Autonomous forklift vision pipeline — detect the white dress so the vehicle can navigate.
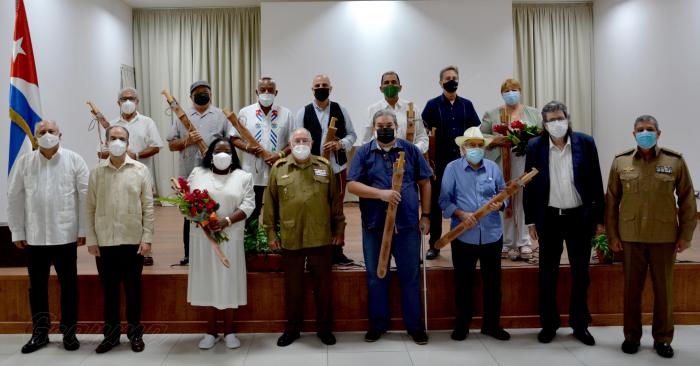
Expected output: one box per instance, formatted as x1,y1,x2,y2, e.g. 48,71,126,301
186,167,255,309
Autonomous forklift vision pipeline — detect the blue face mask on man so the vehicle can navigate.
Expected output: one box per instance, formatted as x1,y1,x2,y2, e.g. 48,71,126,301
635,131,657,149
465,147,485,165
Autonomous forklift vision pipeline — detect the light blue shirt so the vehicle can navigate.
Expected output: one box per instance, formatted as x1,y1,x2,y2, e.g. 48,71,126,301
439,158,507,245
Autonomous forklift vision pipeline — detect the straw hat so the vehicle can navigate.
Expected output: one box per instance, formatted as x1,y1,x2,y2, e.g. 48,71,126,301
454,127,492,147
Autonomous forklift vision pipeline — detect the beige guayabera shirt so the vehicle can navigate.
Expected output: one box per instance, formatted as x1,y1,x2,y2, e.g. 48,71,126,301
86,156,154,246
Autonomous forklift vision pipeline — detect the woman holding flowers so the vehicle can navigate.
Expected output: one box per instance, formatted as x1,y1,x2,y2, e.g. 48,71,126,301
480,79,542,261
186,138,255,350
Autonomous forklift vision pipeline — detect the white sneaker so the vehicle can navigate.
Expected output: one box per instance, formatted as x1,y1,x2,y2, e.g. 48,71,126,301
519,245,533,259
198,334,218,349
501,247,510,259
224,333,241,349
508,248,520,261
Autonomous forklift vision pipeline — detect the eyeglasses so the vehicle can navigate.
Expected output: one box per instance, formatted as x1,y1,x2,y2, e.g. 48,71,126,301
119,97,137,102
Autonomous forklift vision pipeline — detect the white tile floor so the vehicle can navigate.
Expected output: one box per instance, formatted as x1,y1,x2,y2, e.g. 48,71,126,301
1,326,699,366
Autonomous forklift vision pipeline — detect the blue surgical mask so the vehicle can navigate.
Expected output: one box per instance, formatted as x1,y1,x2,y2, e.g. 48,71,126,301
635,131,657,149
466,148,485,165
502,91,521,106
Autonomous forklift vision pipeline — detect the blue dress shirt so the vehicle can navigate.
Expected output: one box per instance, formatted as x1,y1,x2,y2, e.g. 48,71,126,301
439,157,507,245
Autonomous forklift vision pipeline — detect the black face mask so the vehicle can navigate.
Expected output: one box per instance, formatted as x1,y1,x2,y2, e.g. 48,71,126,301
376,128,395,144
314,88,330,102
193,92,210,106
442,79,458,93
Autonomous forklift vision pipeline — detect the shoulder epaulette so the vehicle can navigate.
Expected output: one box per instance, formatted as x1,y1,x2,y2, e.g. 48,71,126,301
315,156,330,165
615,148,635,157
660,147,682,157
274,158,287,168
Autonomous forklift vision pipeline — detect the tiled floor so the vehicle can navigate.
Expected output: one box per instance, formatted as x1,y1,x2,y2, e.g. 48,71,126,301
2,326,700,365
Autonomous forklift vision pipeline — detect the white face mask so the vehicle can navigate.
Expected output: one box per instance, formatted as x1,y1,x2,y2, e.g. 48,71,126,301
120,100,137,115
292,144,311,161
37,132,59,149
212,152,232,170
546,119,569,139
108,139,127,157
258,93,275,108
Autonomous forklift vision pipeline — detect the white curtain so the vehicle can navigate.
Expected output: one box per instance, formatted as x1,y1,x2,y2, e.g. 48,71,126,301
120,64,136,89
513,3,594,133
132,7,260,195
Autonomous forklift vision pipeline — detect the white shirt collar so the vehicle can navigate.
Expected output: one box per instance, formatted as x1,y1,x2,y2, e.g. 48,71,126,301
119,111,141,124
549,136,571,151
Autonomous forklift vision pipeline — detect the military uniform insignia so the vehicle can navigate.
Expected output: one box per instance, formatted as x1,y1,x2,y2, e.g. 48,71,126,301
314,169,328,177
622,167,635,173
656,166,672,174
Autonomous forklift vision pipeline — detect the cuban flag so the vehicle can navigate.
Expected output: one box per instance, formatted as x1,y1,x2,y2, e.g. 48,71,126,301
8,0,42,175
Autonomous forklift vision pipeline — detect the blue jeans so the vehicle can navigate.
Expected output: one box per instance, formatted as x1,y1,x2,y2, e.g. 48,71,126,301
362,226,423,332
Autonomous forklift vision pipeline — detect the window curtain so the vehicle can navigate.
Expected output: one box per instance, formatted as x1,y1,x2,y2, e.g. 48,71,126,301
513,3,594,133
132,7,260,195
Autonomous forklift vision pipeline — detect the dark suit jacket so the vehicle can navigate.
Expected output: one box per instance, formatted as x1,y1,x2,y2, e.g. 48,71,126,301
524,132,605,235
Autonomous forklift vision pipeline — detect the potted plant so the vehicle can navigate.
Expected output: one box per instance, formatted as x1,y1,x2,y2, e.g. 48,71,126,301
592,233,612,264
244,219,283,272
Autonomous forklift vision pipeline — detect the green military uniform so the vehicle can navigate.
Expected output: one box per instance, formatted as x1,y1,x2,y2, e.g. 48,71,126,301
263,154,346,334
263,155,346,248
605,146,697,344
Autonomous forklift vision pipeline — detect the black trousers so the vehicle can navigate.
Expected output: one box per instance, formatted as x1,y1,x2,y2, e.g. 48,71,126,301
95,245,144,341
451,238,503,330
282,245,333,333
538,207,593,331
428,173,443,247
183,218,190,258
26,243,78,336
245,185,267,230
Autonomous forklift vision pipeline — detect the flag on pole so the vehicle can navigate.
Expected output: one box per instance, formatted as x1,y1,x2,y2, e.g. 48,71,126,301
8,0,42,175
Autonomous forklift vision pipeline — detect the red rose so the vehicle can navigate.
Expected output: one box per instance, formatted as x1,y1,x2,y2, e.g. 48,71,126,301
493,123,509,135
183,193,195,202
177,177,190,192
206,201,215,210
189,207,197,216
510,120,525,130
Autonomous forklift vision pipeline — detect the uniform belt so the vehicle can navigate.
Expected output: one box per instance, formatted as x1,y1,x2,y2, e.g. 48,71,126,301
547,206,582,216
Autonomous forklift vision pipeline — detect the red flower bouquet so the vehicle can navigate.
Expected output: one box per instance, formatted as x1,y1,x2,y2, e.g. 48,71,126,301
492,120,542,156
159,177,231,267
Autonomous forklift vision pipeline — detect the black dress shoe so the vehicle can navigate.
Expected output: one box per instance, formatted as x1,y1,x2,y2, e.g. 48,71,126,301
537,328,556,343
481,327,511,341
95,338,119,354
450,326,468,341
21,334,49,354
408,330,429,345
276,331,300,347
364,329,384,342
332,253,354,265
621,340,640,354
426,248,440,260
130,336,145,352
143,256,154,266
317,331,336,345
573,329,595,346
653,341,674,358
63,333,80,351
179,257,189,265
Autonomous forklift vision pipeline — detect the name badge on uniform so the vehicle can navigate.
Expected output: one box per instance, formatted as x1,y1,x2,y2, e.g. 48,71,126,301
656,166,672,174
314,169,328,177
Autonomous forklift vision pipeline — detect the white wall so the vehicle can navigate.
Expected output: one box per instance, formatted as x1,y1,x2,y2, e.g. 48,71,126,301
594,0,700,188
0,0,133,223
261,0,513,137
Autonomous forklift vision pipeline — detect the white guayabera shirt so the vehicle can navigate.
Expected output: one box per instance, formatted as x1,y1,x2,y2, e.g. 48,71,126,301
7,147,89,245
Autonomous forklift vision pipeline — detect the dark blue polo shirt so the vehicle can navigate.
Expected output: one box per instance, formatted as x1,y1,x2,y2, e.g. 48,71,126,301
348,138,433,231
421,94,481,173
